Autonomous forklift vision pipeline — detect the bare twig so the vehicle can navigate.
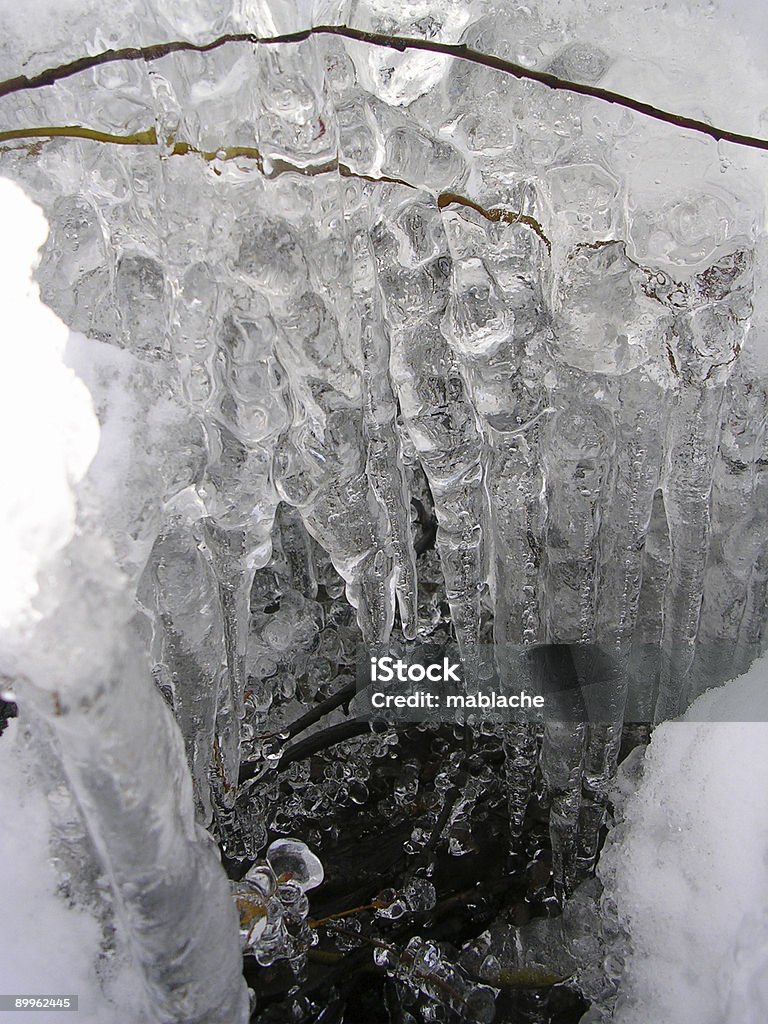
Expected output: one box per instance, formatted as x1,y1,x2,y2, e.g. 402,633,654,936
238,716,372,783
309,895,394,928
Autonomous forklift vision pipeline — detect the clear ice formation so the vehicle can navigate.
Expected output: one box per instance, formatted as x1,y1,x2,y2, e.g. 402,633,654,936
1,0,767,1019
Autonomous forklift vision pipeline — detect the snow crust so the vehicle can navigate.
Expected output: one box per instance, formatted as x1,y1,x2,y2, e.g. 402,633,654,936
602,655,768,1024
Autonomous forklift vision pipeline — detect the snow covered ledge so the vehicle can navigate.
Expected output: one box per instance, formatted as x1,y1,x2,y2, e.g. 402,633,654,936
599,653,768,1024
0,178,249,1023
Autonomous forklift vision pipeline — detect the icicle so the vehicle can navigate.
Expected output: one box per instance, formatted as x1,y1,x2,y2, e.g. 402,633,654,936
382,201,486,669
276,503,318,599
139,512,225,824
15,536,250,1024
564,368,668,878
352,212,420,639
438,198,554,838
690,363,768,690
655,249,754,720
202,516,269,802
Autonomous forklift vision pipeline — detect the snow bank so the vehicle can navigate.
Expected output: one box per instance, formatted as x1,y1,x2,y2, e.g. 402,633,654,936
0,177,146,1022
601,654,768,1024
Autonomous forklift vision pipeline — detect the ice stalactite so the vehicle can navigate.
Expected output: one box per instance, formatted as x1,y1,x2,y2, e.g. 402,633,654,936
439,190,552,837
353,202,420,640
271,181,396,650
384,199,486,666
654,248,754,720
21,543,249,1024
543,239,672,888
243,35,400,649
693,356,768,687
139,511,226,824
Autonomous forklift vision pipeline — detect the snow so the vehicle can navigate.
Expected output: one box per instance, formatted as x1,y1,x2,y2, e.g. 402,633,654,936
601,653,768,1024
0,179,146,1023
63,331,206,581
0,178,98,633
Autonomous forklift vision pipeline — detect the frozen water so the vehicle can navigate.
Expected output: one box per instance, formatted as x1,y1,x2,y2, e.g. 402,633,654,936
0,181,249,1024
265,837,325,891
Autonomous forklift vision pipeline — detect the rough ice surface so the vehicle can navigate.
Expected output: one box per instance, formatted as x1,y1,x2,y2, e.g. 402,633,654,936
1,0,768,1021
0,718,149,1024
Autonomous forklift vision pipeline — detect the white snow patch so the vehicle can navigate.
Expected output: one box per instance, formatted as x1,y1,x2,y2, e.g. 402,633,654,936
601,653,768,1024
0,178,99,632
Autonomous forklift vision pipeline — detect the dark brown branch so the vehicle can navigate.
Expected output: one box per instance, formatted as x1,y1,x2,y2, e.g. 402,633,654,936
438,192,551,253
276,717,373,770
0,25,766,153
0,33,254,99
283,679,360,739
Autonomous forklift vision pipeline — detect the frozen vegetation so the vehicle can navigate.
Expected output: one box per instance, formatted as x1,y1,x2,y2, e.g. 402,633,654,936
0,1,767,1022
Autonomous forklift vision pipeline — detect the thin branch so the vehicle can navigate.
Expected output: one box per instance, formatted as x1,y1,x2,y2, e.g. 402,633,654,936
323,923,470,1004
0,125,158,147
0,33,255,99
0,25,766,153
0,123,413,186
238,716,372,783
438,192,551,253
276,717,372,771
283,679,364,740
309,895,393,928
322,920,394,952
0,123,553,253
